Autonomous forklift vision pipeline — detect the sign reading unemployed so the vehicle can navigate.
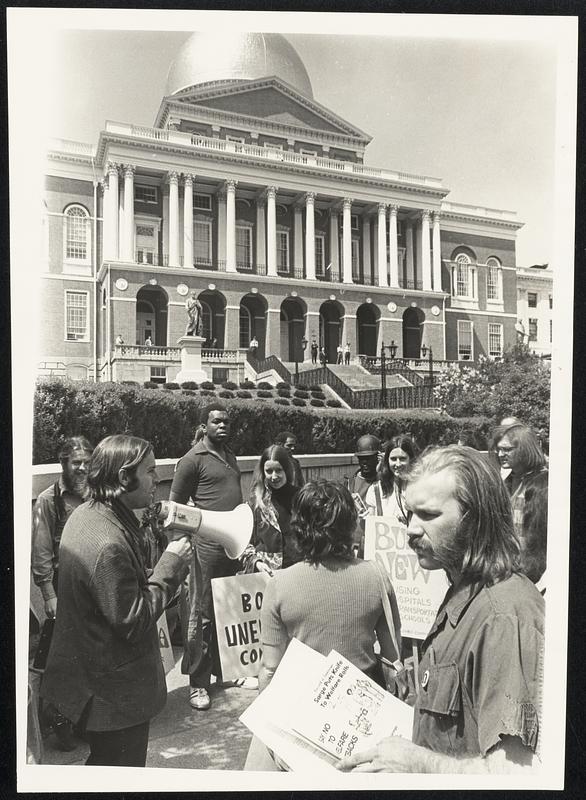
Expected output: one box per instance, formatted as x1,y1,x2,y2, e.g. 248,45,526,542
364,517,449,640
212,572,270,681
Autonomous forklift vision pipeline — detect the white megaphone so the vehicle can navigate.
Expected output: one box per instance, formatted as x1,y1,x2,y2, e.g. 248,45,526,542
154,500,253,560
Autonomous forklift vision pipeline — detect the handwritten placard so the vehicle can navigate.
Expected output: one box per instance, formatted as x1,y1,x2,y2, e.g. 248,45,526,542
364,516,449,640
212,571,270,681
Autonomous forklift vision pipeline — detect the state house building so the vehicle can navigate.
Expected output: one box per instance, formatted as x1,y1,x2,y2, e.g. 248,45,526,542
41,31,522,385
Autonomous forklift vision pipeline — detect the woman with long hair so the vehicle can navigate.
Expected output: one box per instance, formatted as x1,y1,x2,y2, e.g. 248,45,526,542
365,434,419,523
241,445,302,574
493,423,548,589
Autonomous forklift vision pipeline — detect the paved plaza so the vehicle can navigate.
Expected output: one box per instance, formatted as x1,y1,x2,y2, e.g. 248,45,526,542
35,647,254,770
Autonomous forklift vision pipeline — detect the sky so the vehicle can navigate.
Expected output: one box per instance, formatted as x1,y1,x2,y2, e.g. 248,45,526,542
41,22,559,268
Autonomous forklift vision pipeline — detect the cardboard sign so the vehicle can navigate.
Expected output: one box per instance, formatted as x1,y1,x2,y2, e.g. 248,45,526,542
364,516,449,640
212,572,270,681
157,612,175,675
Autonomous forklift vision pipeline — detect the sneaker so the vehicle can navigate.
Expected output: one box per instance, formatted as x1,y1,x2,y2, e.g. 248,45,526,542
189,687,211,710
233,677,259,690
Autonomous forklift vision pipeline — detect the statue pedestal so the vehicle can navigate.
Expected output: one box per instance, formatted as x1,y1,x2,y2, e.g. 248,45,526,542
175,336,208,384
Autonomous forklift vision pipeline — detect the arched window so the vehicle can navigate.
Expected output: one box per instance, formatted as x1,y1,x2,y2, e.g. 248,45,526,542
486,257,502,302
64,204,90,262
455,253,472,297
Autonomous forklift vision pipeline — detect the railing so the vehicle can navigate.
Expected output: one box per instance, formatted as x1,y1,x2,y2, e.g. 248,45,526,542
47,137,95,157
113,344,181,360
316,269,342,283
398,278,423,291
103,122,444,189
135,251,165,266
247,352,293,384
201,349,240,363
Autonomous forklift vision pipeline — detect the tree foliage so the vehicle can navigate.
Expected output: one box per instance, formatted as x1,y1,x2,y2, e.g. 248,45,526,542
433,344,550,432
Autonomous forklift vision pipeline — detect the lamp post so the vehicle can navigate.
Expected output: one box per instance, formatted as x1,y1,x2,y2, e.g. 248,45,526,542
295,335,308,385
421,343,434,386
379,340,398,408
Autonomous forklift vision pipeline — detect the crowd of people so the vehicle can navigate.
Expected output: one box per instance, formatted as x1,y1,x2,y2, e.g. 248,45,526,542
29,402,548,773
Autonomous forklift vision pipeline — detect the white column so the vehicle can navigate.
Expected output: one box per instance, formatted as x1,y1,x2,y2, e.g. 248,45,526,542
256,198,266,271
294,206,303,272
122,164,135,262
388,204,399,288
305,192,316,281
183,173,194,269
377,203,388,288
421,209,432,291
432,211,442,292
226,179,237,273
406,222,415,287
168,171,180,268
266,186,277,277
104,163,119,260
342,197,353,284
373,216,379,279
217,190,226,265
329,211,339,279
362,217,371,285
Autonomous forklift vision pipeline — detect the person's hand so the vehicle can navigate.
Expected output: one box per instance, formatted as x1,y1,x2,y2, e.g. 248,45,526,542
336,735,425,773
166,536,193,564
44,596,58,619
255,560,274,576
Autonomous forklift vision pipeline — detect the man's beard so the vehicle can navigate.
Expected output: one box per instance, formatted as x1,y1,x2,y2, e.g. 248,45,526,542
63,471,89,499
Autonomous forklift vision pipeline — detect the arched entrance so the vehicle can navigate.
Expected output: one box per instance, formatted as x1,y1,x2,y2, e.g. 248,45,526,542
198,289,226,348
356,303,379,357
136,286,168,346
240,293,268,359
319,300,343,363
280,298,307,362
402,307,425,358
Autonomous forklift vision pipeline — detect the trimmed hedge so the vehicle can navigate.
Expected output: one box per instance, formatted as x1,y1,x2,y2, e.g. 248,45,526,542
277,389,291,398
163,382,180,390
294,390,309,399
276,382,291,390
222,381,238,390
292,398,306,407
200,390,216,398
236,390,252,399
257,381,273,390
219,390,234,399
257,390,273,399
326,399,342,408
310,399,325,408
143,381,159,389
200,381,215,390
240,380,255,390
33,378,493,464
309,385,322,392
181,381,198,390
311,390,326,400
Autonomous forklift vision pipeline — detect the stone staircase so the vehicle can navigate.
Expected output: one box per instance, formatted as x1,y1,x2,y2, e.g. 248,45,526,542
327,363,411,391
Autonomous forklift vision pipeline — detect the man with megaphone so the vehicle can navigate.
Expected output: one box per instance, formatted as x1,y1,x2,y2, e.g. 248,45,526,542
170,402,245,711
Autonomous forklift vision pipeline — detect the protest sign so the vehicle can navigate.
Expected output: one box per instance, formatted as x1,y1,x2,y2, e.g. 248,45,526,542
364,516,449,640
212,571,270,681
157,612,175,675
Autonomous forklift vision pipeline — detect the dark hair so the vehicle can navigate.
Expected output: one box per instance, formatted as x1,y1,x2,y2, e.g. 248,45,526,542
200,402,228,425
58,436,93,465
274,431,295,446
495,423,546,475
87,435,152,504
249,445,296,510
404,445,520,585
290,479,356,564
379,435,419,496
518,470,549,583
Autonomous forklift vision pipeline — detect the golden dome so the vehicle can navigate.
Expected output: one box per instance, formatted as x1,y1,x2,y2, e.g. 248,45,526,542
166,31,313,99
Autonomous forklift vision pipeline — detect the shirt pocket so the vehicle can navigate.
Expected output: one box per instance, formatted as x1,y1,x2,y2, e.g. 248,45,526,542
417,661,462,717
